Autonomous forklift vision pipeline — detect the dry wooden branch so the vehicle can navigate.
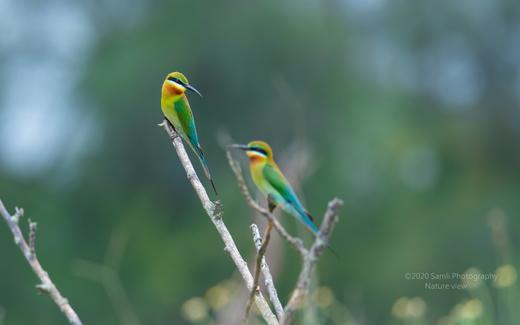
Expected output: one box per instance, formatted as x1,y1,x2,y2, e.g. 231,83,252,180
250,223,284,320
244,220,274,323
226,146,343,325
160,120,278,325
0,199,83,325
280,198,343,325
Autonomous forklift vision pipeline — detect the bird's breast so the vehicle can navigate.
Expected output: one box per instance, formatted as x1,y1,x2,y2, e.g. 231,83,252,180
250,162,268,193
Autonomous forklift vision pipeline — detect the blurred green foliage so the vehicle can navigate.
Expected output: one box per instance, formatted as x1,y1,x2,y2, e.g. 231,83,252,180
1,0,519,324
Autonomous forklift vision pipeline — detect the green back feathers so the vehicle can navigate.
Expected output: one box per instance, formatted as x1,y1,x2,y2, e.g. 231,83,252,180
174,97,199,146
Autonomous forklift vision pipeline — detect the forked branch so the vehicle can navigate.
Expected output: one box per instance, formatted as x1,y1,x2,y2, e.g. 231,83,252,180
160,120,278,325
0,199,83,325
226,147,343,325
280,198,343,325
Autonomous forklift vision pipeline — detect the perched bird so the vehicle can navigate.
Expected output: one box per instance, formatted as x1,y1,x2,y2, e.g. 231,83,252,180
233,141,319,235
161,71,217,195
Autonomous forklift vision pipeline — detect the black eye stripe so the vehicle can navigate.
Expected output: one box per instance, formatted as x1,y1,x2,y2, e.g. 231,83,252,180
167,77,185,85
250,147,267,155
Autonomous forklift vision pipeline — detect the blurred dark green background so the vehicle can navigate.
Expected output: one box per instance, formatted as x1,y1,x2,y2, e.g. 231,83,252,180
1,0,519,324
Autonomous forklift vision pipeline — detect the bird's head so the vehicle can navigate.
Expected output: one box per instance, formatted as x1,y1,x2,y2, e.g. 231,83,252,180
162,71,202,98
232,140,273,162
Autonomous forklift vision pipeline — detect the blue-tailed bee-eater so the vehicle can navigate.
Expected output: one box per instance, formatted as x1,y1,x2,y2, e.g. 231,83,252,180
161,71,217,195
233,140,319,234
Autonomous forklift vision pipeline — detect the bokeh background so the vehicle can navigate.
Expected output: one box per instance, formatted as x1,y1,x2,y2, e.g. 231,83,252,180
1,0,520,324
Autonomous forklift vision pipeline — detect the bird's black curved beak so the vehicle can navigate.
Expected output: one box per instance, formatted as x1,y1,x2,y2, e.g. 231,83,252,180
185,84,203,97
229,144,249,151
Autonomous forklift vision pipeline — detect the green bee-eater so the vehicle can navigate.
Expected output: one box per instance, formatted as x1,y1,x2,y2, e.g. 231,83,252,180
233,141,319,235
161,71,217,195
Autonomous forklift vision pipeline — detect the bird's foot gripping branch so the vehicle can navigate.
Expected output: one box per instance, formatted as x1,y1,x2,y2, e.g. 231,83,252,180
160,120,279,325
226,146,343,324
161,119,343,324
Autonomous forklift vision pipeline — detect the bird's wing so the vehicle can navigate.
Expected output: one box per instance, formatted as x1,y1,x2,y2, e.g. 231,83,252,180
174,97,218,195
263,164,318,233
263,164,303,212
174,97,200,147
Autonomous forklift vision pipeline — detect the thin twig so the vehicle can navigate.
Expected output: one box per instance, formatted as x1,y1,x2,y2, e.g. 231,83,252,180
250,223,284,320
226,145,343,324
0,199,83,325
244,220,274,323
226,149,308,256
160,120,278,325
280,198,343,325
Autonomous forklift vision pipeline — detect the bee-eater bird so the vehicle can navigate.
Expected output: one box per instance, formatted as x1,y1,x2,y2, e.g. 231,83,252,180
161,71,217,195
233,141,319,235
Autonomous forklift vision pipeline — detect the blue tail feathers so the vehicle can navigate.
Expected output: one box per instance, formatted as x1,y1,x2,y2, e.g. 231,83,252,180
287,204,319,235
196,146,218,196
301,210,319,235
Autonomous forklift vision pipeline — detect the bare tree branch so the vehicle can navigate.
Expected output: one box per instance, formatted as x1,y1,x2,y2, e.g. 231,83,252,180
0,199,83,325
225,146,344,325
280,198,343,325
250,223,284,320
160,120,278,325
244,220,274,323
226,149,308,256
